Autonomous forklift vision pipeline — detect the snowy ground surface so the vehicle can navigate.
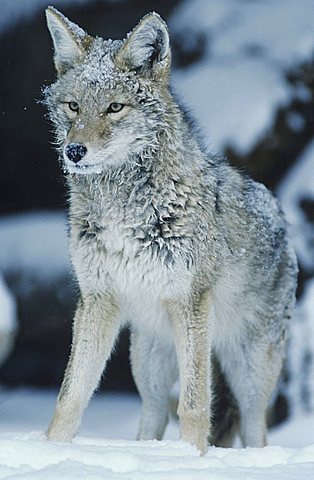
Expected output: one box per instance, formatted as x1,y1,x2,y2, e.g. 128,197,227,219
0,389,314,479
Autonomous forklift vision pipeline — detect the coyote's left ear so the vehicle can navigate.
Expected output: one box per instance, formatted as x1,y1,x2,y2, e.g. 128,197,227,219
116,12,171,80
46,6,91,75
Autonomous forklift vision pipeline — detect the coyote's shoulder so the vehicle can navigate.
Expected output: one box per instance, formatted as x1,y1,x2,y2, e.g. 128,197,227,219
45,7,297,454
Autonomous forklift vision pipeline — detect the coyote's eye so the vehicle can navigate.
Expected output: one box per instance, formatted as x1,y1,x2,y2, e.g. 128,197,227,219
68,101,79,112
107,102,124,113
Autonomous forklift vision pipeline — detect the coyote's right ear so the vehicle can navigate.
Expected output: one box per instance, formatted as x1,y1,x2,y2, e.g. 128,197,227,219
116,12,171,80
46,6,90,75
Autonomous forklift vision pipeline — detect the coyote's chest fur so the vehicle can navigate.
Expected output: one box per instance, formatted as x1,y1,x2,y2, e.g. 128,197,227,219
69,173,195,333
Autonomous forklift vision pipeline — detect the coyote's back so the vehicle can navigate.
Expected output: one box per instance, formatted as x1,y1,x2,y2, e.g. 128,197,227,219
44,7,298,454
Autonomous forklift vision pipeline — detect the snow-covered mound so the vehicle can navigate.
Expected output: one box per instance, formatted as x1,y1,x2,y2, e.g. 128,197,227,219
0,389,313,479
0,274,17,366
170,0,314,153
0,211,70,283
277,140,314,272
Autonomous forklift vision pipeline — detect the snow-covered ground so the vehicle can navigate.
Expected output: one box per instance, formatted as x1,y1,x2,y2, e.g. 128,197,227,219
0,389,313,479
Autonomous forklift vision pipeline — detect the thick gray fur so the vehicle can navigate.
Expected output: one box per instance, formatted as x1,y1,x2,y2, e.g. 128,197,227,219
44,7,298,454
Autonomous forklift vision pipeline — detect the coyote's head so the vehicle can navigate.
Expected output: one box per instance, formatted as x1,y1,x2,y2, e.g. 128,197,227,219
44,7,173,175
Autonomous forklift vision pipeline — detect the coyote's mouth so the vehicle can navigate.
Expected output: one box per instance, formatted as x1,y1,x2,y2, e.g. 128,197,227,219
72,163,98,169
65,161,103,174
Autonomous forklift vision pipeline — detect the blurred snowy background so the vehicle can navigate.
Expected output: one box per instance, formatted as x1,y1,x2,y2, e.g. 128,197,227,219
0,0,313,453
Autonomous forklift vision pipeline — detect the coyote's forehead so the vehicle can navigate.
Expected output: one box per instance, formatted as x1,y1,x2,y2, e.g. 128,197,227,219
61,38,140,99
80,39,127,84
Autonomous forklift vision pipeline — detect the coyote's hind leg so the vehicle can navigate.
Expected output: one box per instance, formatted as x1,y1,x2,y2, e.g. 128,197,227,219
130,329,178,441
220,336,284,447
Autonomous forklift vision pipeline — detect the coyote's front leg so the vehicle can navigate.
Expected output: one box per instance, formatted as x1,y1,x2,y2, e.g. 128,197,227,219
47,293,119,442
167,290,212,455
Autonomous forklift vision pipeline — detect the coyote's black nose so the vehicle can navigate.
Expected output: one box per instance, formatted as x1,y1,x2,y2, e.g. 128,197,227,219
65,143,87,163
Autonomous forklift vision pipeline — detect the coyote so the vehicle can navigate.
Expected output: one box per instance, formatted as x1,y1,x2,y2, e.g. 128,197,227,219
44,7,297,454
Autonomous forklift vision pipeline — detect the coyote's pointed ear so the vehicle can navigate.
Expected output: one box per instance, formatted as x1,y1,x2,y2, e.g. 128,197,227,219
116,12,171,79
46,6,90,75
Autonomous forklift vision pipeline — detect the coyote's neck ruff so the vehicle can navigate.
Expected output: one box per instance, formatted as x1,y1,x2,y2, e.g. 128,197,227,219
45,7,297,454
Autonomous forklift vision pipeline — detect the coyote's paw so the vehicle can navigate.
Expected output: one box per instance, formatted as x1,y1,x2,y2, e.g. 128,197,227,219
180,410,209,455
46,415,77,443
46,425,74,443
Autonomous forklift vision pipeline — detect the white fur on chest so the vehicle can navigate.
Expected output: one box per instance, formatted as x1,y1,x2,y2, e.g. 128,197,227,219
71,219,193,338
